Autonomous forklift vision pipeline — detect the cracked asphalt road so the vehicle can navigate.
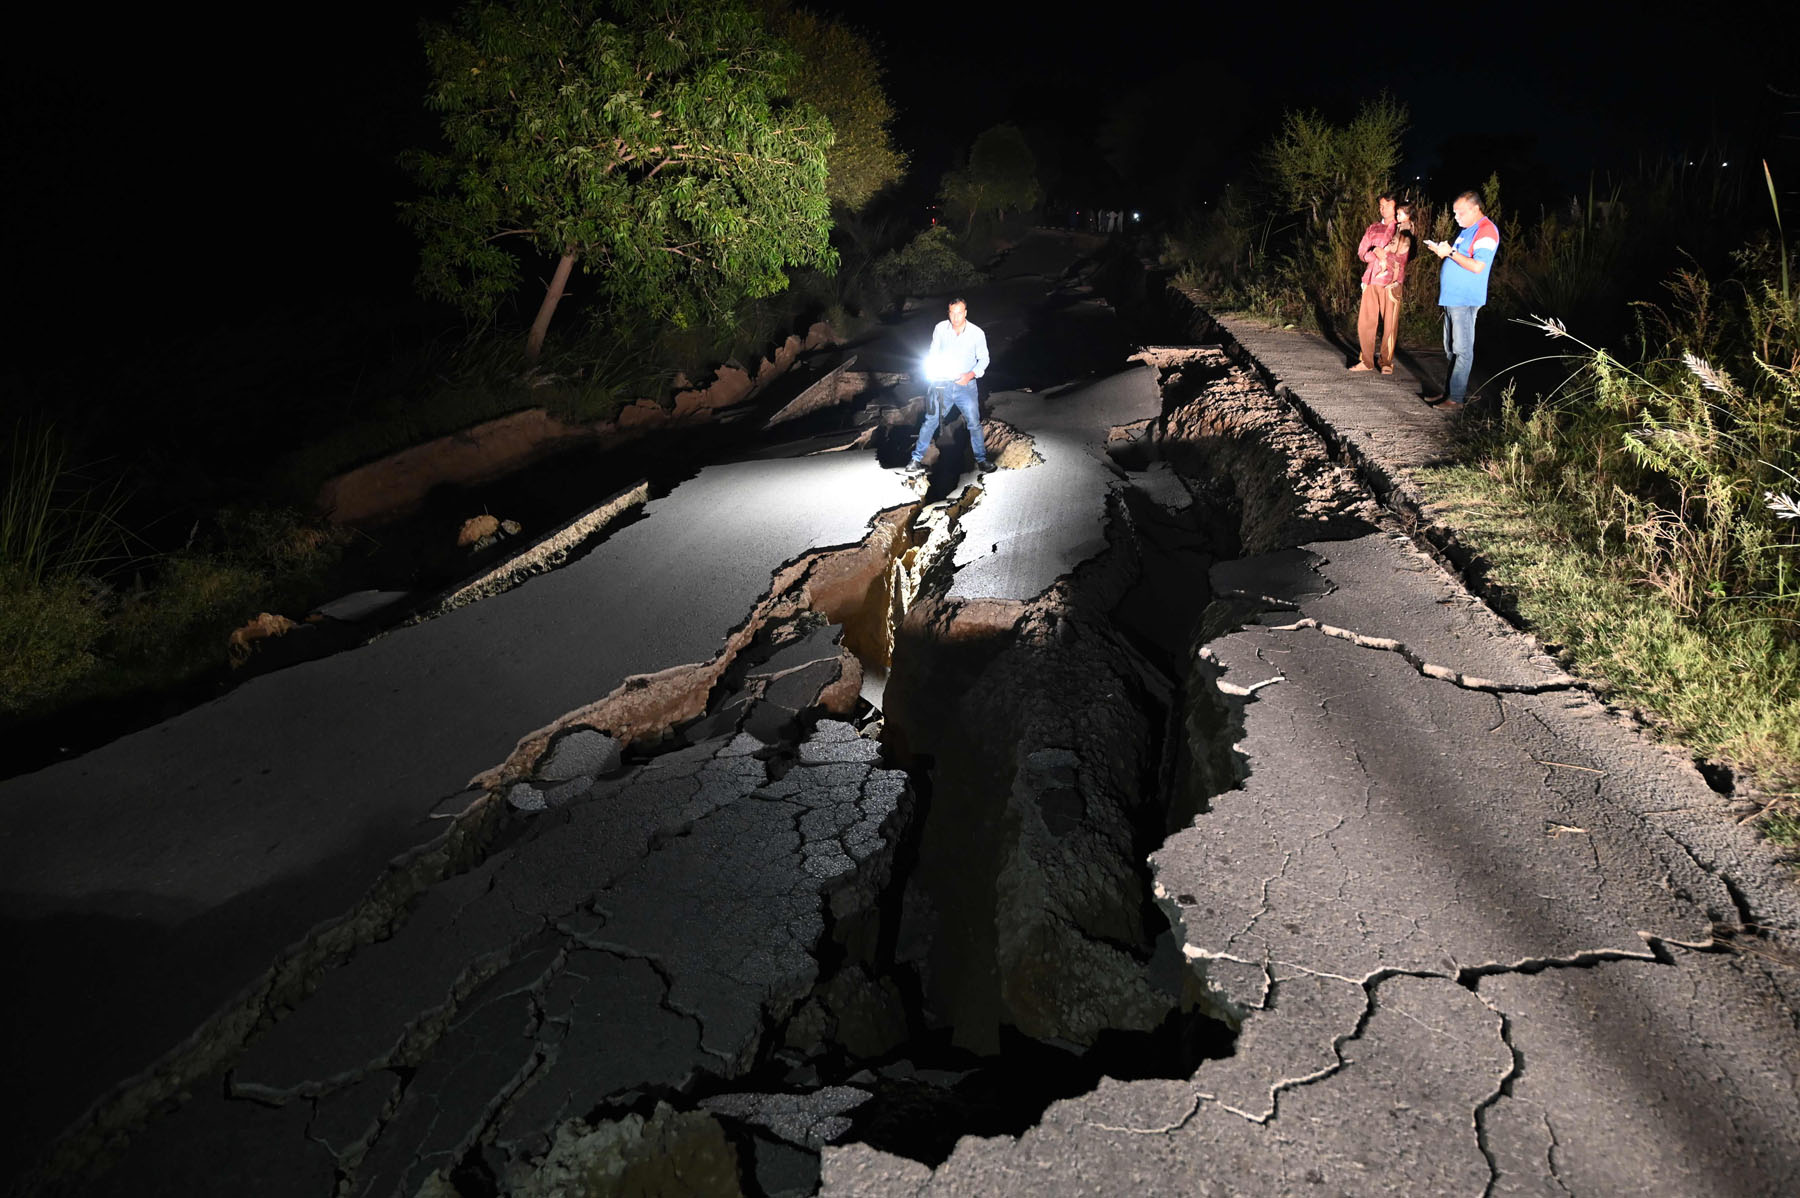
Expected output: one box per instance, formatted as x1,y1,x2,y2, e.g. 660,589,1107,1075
821,315,1800,1197
831,530,1800,1191
0,450,918,1185
83,721,907,1198
6,240,1799,1196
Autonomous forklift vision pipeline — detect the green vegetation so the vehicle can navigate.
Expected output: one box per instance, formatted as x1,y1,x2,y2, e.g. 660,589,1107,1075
1,422,130,587
1422,462,1800,779
765,2,907,212
1,424,127,711
1420,236,1799,845
866,227,986,310
1259,96,1409,327
1,424,344,718
940,124,1042,238
98,509,347,698
404,0,836,359
1165,96,1409,332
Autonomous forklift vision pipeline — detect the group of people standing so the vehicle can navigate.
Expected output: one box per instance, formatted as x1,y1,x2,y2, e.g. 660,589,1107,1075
1350,189,1499,410
899,187,1503,484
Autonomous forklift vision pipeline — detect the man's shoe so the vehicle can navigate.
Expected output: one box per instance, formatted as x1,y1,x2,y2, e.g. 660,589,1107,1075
902,460,927,476
976,459,996,474
1439,398,1467,412
1347,362,1373,372
1421,393,1447,405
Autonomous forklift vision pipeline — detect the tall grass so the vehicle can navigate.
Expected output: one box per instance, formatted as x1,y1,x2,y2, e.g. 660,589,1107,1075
1,422,131,586
1,419,353,717
1165,97,1410,334
0,422,134,711
1488,250,1797,622
1441,228,1800,804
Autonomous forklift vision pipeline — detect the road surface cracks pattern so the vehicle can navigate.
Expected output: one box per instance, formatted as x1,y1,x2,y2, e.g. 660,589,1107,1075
821,352,1798,1197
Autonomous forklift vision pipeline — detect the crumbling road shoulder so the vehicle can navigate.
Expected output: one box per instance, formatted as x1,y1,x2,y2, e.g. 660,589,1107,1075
828,530,1800,1197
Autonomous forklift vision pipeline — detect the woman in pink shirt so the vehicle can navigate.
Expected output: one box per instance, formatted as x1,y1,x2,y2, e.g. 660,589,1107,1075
1352,197,1413,374
1368,204,1414,374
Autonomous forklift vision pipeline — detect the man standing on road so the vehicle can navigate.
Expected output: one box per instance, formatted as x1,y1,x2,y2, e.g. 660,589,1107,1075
1425,190,1500,410
1350,193,1400,373
906,297,993,475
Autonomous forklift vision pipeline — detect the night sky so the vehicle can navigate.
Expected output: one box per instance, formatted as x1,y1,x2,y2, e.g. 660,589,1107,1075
6,1,1795,363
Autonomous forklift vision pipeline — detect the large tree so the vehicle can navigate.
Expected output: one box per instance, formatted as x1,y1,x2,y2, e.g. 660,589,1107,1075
403,0,835,359
761,2,906,212
941,124,1041,234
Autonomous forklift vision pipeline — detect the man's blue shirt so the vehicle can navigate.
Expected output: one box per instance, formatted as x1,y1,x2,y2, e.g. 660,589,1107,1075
927,319,989,381
1439,217,1500,307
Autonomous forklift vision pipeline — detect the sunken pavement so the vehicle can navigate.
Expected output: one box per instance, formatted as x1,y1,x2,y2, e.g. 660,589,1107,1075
2,235,1797,1197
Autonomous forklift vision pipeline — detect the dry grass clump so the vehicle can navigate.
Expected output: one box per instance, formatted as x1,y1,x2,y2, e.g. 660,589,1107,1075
1,425,347,721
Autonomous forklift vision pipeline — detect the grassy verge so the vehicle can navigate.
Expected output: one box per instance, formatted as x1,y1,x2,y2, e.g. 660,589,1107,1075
1419,463,1800,800
1,503,349,722
1414,262,1799,859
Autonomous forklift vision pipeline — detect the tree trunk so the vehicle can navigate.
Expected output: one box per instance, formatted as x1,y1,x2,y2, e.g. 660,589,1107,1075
525,251,577,362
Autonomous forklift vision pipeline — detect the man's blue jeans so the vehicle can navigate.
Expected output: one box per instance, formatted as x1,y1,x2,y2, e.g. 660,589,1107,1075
1441,305,1482,401
911,380,986,465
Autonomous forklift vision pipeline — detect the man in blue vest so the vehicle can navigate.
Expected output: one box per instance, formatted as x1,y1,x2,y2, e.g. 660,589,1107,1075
1424,191,1500,410
906,297,994,475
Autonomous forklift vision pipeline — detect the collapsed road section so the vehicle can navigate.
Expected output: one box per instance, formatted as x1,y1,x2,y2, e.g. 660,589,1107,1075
824,350,1800,1195
24,264,1366,1197
21,246,1800,1197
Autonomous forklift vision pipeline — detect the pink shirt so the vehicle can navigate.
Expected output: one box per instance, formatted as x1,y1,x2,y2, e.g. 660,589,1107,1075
1372,231,1411,289
1357,220,1395,286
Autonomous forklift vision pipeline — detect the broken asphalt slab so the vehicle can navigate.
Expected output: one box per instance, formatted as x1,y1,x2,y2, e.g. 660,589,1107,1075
0,453,913,1175
84,721,910,1197
949,364,1163,603
822,528,1800,1196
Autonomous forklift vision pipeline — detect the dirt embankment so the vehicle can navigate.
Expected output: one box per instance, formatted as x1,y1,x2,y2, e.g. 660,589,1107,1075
317,323,837,527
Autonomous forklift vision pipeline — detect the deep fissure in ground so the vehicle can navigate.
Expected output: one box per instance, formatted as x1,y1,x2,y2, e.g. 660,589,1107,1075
529,460,1252,1194
437,290,1286,1196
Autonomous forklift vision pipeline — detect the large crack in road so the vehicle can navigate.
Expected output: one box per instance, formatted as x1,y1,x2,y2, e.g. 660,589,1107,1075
22,244,1800,1197
820,343,1800,1193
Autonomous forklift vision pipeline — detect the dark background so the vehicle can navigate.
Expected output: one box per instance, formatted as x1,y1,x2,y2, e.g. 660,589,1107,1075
5,1,1795,376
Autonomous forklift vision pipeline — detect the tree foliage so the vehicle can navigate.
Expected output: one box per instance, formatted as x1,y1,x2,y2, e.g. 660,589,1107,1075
941,124,1042,232
1263,95,1407,238
1261,95,1409,322
869,226,984,307
402,0,836,352
762,2,906,211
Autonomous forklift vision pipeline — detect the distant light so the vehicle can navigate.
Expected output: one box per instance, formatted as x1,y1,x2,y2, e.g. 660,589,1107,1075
1721,160,1729,166
1132,212,1141,221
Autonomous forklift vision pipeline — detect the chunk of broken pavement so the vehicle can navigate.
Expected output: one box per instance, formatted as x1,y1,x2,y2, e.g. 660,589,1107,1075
537,729,623,782
506,782,547,812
